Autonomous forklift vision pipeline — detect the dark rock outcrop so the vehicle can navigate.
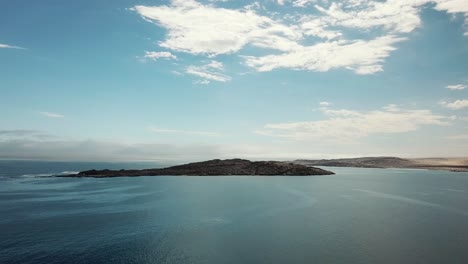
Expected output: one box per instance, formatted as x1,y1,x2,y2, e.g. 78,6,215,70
62,159,334,178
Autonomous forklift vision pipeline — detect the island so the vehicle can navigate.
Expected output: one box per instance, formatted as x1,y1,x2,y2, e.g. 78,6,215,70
60,158,334,178
293,157,468,172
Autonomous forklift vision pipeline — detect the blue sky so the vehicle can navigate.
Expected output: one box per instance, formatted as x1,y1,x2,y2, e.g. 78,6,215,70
1,0,467,161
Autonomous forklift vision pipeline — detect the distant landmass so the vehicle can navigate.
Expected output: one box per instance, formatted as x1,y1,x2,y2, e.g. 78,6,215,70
61,159,334,177
293,157,468,172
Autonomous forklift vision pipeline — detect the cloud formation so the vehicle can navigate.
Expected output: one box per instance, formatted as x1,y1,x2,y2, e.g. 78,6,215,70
294,0,468,35
143,51,177,60
440,99,468,109
133,1,300,56
133,0,468,77
256,104,451,141
446,84,466,90
186,60,231,83
0,129,55,141
40,112,64,118
243,35,405,74
0,43,24,49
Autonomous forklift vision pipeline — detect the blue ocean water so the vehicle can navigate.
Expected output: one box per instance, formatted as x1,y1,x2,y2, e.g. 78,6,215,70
1,160,468,264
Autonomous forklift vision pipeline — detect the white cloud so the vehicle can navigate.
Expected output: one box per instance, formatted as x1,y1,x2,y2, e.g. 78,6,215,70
0,43,24,49
299,17,343,40
292,0,314,7
150,126,220,137
186,60,231,82
243,35,405,74
319,101,331,106
313,1,426,34
133,1,300,56
133,0,468,76
143,51,177,60
446,84,466,90
433,0,468,14
40,112,64,118
299,0,468,34
255,105,450,141
440,99,468,109
382,104,401,112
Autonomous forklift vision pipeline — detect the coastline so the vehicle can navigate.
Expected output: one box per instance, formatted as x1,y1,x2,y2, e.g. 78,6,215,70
294,157,468,173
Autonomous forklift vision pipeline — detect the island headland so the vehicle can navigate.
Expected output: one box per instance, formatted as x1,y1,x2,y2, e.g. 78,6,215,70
61,158,334,178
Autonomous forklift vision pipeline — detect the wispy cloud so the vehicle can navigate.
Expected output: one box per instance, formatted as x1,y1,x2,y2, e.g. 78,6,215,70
440,99,468,110
0,43,25,49
186,60,231,83
447,134,468,140
0,138,222,162
40,112,64,118
194,79,210,85
0,129,38,136
256,105,451,142
143,51,177,61
149,126,220,137
0,137,331,162
446,84,466,90
0,129,55,141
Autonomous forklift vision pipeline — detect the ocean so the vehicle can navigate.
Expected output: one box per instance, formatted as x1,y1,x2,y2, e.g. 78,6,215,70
1,160,468,264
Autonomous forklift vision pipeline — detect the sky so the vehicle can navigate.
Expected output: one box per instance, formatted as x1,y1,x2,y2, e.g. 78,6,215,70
0,0,467,162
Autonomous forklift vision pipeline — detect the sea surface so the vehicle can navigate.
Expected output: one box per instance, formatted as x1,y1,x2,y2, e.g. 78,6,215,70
1,160,468,264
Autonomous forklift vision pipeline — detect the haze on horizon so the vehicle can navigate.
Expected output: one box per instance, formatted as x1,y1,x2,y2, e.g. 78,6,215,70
1,0,467,162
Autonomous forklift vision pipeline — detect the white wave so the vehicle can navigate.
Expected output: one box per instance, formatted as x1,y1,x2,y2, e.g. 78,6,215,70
59,171,79,175
20,171,78,177
21,173,54,177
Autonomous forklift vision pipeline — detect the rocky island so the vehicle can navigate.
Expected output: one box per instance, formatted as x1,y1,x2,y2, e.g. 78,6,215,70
61,159,334,178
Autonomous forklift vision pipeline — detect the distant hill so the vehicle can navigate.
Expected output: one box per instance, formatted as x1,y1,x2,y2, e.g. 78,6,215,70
293,157,468,172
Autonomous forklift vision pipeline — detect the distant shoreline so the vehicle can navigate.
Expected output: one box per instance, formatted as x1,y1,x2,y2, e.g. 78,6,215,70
293,157,468,172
